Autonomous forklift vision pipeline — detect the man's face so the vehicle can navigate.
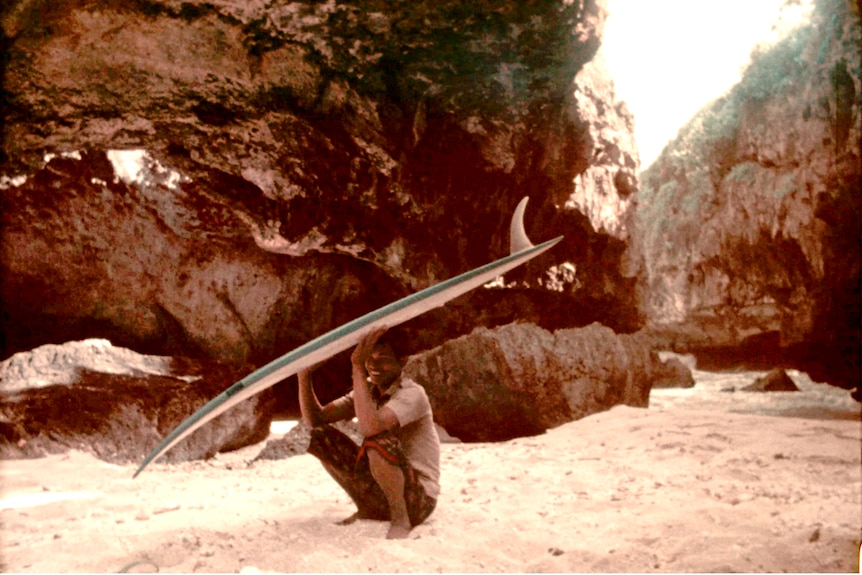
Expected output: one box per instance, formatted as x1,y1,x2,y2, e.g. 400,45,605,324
365,347,400,388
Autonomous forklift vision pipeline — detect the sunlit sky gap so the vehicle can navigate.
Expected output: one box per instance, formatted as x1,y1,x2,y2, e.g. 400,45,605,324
602,0,812,170
106,149,147,185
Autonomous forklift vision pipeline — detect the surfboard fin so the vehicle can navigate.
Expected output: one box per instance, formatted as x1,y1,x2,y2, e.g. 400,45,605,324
510,196,535,254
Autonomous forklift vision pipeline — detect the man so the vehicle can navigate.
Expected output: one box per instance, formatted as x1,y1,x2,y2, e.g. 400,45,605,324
297,326,440,539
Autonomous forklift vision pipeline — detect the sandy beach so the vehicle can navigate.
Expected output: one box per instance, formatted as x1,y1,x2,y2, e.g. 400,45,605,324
1,367,860,573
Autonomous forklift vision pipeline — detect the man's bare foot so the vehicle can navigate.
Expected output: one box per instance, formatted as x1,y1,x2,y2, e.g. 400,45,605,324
386,522,411,539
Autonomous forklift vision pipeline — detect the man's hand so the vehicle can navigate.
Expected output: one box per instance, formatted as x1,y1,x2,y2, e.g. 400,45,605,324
351,326,388,367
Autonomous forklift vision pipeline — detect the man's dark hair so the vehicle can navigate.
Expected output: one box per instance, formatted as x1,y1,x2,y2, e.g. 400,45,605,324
374,332,405,363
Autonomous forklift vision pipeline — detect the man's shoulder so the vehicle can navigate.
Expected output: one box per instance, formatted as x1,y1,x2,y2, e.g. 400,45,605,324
398,375,421,388
388,376,432,423
395,377,428,398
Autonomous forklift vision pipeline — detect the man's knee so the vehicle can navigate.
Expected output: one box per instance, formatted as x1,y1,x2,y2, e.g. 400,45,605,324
367,448,404,483
360,431,405,466
307,424,360,472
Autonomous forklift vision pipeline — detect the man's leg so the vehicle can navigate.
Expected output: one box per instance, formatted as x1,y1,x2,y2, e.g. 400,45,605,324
366,448,411,539
306,425,389,522
359,431,437,539
403,465,438,527
307,426,436,536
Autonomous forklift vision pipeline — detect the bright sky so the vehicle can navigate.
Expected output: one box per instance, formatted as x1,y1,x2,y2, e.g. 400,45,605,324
602,0,810,169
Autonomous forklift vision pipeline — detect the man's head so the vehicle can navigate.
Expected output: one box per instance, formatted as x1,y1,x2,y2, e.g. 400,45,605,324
365,342,402,389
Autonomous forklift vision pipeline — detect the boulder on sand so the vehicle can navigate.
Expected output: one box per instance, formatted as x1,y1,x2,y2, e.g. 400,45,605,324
403,322,664,442
0,340,276,464
742,368,800,393
651,356,696,389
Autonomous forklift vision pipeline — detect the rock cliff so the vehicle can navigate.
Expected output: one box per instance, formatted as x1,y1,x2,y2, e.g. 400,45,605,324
629,0,861,391
1,0,641,385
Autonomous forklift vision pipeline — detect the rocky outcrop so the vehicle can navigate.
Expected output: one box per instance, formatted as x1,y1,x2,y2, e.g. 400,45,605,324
629,0,861,392
403,322,661,442
651,357,696,389
0,340,276,462
0,338,186,394
252,419,362,463
0,0,642,386
742,368,799,393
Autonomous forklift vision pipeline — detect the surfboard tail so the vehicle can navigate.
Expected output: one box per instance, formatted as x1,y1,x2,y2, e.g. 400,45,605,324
134,196,562,477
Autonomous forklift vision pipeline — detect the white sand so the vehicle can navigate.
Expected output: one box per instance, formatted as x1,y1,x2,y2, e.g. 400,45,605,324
1,368,860,573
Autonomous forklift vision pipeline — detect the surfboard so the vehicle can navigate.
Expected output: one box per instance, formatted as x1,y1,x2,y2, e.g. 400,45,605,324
134,197,562,477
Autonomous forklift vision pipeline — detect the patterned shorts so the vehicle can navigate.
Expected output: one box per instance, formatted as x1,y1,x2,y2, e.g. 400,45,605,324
308,425,437,527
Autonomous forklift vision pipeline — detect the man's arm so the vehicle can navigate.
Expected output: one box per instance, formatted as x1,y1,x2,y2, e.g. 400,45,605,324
351,328,400,437
298,368,354,427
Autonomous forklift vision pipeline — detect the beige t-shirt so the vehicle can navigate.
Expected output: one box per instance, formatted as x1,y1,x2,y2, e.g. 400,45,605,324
340,377,441,499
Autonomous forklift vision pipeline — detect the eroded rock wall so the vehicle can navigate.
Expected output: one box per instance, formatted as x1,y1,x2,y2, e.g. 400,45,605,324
630,0,861,389
0,152,406,366
0,0,641,379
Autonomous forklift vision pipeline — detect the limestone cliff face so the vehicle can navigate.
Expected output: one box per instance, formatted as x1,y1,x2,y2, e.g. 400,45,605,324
630,0,861,389
0,1,641,375
568,53,638,241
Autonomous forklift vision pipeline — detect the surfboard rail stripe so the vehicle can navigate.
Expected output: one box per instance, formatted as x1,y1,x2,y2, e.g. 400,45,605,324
133,197,562,477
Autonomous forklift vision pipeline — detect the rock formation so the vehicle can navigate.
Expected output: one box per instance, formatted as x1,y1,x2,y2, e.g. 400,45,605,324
742,368,800,393
0,0,641,379
252,419,362,464
629,0,861,393
403,322,661,442
0,0,655,453
0,340,276,462
0,151,408,367
650,356,696,389
2,0,857,462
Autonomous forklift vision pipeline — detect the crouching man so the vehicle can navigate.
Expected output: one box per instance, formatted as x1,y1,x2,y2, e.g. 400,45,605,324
297,327,440,539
